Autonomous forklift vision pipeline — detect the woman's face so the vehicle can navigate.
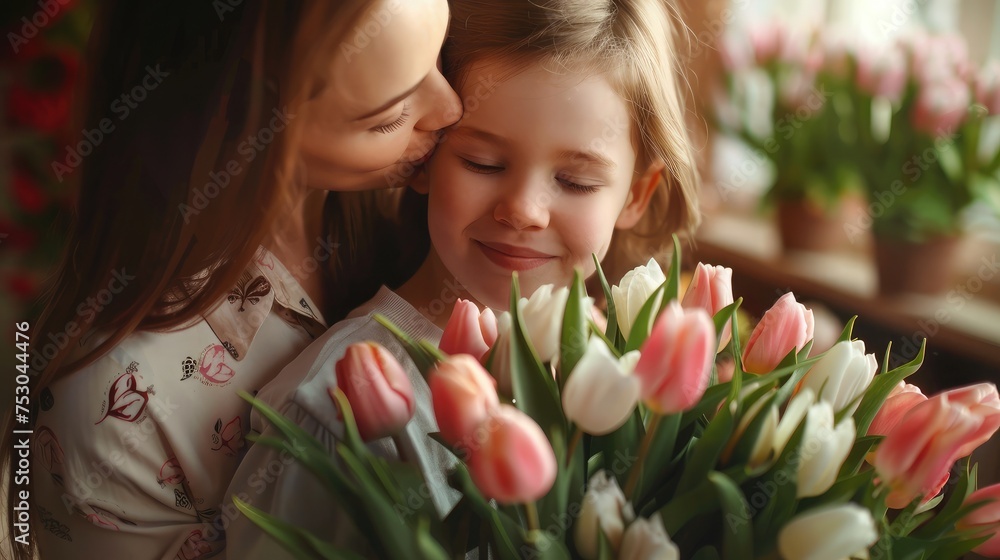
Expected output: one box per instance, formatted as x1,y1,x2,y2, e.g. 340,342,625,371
299,0,460,191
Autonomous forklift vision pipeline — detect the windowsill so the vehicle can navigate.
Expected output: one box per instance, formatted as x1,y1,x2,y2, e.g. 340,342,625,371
693,210,1000,370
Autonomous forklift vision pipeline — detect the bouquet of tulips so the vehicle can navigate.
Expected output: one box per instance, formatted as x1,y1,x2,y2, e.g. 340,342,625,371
236,238,1000,559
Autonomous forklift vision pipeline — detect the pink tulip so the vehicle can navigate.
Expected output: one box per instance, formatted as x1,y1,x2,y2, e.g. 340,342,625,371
975,62,1000,115
634,302,715,415
741,293,815,375
855,47,907,102
749,23,783,66
872,383,1000,509
682,263,734,351
334,342,415,441
439,299,498,363
958,483,1000,557
466,404,557,504
867,382,927,437
428,355,500,448
911,77,971,137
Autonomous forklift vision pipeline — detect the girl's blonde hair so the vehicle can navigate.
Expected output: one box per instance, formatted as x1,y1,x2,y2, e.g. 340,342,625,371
445,0,701,280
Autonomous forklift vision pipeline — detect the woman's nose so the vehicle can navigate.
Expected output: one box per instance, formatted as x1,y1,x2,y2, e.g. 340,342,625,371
413,68,462,132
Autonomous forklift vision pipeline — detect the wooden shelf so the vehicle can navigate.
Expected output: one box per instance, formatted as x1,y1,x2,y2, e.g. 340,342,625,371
693,212,1000,373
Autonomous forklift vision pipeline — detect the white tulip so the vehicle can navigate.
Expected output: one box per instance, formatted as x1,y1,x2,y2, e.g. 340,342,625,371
518,284,570,364
490,311,513,395
731,390,780,468
796,402,856,498
611,258,666,340
800,340,877,417
618,514,680,560
778,503,878,560
772,388,815,457
575,471,633,559
562,339,640,435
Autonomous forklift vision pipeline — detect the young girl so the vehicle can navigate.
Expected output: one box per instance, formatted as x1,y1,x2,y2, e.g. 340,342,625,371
6,1,460,559
225,0,699,556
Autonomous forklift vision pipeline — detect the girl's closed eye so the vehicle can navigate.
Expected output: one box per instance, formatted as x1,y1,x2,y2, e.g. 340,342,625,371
371,105,411,134
556,174,600,194
459,157,504,174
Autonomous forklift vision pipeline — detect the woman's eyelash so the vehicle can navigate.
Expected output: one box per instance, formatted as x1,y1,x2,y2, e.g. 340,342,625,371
372,107,410,134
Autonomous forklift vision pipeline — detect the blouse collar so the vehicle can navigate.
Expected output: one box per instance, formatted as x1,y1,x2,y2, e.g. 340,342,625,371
203,247,327,361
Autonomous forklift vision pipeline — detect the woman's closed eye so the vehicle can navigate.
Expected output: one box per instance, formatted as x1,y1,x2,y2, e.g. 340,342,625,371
371,106,411,134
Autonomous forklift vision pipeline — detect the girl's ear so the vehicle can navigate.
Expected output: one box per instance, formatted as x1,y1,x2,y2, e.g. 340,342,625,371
615,159,665,229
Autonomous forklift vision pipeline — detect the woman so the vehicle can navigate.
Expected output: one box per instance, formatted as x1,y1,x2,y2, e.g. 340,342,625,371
3,1,460,558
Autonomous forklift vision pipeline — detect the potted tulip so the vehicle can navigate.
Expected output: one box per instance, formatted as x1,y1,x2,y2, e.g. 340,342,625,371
717,23,866,253
847,33,1000,295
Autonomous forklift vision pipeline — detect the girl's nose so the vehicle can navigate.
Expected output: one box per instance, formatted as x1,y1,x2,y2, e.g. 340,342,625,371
493,178,552,231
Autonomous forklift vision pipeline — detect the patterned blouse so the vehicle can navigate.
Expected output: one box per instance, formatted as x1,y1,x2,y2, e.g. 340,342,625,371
33,247,327,560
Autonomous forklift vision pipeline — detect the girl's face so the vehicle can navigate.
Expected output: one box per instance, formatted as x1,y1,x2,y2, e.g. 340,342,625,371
299,0,461,191
421,60,661,310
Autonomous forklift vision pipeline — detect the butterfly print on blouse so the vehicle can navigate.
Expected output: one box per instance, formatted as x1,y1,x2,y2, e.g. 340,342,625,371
227,272,271,312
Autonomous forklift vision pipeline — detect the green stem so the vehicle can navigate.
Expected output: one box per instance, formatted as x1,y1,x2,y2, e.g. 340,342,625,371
525,501,541,533
624,414,663,500
565,427,583,467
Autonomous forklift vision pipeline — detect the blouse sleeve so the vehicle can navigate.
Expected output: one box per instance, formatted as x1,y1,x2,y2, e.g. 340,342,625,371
34,343,223,560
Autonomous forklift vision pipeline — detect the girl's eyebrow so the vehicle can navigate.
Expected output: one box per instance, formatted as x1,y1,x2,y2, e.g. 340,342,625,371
449,126,509,146
557,149,616,171
452,127,617,171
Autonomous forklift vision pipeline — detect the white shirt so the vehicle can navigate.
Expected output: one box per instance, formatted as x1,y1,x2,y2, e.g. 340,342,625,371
34,248,326,560
224,287,463,559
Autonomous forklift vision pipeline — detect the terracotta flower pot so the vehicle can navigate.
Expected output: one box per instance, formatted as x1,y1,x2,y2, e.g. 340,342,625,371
874,235,962,296
776,199,856,253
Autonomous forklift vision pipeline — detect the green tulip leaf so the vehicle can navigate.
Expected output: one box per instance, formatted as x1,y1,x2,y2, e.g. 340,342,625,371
677,401,736,494
635,413,682,505
836,316,858,343
592,253,622,350
709,471,753,560
659,476,719,536
664,234,683,304
713,299,742,352
373,314,439,375
415,517,451,560
232,496,367,560
624,285,665,353
451,464,524,560
838,435,882,477
559,269,590,391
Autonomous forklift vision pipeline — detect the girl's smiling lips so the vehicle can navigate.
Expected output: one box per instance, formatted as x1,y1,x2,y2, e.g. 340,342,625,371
475,240,556,271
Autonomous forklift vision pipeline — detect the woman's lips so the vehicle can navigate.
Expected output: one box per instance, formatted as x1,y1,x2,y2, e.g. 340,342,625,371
476,241,555,271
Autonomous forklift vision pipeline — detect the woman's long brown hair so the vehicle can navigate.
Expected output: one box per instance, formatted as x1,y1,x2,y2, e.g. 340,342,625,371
1,1,394,558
